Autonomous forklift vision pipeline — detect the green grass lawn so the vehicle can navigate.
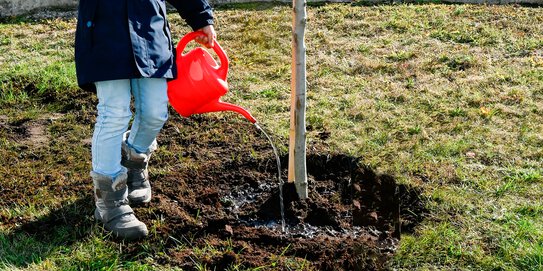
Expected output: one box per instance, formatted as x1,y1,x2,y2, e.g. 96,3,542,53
1,2,543,270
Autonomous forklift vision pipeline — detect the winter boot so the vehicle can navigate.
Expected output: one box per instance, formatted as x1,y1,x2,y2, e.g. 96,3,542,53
121,131,157,204
92,170,148,240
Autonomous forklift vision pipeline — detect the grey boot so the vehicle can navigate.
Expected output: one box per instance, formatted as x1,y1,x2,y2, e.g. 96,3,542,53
121,131,157,204
92,170,148,240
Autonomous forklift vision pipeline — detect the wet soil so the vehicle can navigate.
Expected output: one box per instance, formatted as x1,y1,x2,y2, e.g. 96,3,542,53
138,114,427,270
1,112,427,270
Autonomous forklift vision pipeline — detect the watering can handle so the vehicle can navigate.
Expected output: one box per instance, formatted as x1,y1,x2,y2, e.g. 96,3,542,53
176,31,229,79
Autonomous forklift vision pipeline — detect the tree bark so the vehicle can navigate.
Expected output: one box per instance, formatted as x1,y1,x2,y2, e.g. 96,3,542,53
288,0,308,199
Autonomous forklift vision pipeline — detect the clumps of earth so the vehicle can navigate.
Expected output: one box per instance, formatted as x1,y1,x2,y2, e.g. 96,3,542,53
143,114,427,270
1,113,427,270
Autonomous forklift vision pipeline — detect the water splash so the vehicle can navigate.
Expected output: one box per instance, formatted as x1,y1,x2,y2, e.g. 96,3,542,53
254,123,286,233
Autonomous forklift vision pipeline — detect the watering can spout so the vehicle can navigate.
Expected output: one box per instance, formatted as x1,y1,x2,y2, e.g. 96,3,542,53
198,100,257,123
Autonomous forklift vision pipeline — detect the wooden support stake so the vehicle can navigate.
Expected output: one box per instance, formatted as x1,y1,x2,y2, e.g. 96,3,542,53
288,0,308,199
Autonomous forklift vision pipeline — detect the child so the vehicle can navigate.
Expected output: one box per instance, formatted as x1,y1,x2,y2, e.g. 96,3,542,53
75,0,216,240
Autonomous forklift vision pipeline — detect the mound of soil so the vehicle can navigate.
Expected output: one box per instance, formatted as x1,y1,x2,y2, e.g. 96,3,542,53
136,114,427,270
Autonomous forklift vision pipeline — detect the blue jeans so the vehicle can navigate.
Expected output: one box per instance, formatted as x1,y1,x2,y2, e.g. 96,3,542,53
92,78,169,178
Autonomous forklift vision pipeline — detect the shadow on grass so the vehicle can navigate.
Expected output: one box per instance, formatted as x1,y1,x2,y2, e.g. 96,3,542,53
0,196,95,268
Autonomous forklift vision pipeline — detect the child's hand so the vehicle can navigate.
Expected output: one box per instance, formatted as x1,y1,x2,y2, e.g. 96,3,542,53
195,25,216,48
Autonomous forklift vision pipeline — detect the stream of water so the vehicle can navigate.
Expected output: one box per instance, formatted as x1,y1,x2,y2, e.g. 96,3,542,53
254,123,286,233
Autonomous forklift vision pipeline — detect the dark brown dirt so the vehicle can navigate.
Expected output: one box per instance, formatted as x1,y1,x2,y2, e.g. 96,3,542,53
1,112,427,270
135,113,427,270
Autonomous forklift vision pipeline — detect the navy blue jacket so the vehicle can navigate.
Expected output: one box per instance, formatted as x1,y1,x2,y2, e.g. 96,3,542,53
75,0,214,91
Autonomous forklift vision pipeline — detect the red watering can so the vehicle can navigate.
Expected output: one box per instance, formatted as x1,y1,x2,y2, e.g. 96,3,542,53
167,31,257,123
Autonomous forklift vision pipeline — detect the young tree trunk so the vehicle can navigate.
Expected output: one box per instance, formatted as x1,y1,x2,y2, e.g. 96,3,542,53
288,0,308,199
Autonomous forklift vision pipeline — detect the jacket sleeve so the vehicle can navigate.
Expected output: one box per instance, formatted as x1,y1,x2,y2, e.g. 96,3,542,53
166,0,214,30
